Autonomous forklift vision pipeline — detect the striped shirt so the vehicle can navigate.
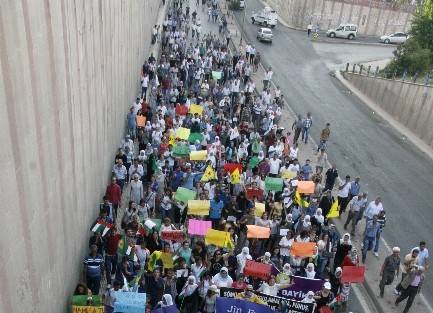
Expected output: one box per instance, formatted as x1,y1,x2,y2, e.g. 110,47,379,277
84,254,104,277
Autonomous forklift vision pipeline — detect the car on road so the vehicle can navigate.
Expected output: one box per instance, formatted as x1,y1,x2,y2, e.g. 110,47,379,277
257,27,273,43
326,24,358,40
379,32,409,44
239,0,245,9
251,6,277,28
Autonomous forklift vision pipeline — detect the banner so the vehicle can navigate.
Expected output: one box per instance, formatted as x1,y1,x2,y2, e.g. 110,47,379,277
219,288,315,313
216,297,274,313
278,276,324,300
189,104,204,115
72,306,104,313
188,219,212,236
152,304,180,313
246,225,271,239
296,181,315,194
281,170,296,180
265,177,283,192
114,291,146,313
244,260,272,280
246,187,263,200
341,266,365,283
175,127,191,140
187,200,210,216
174,187,196,202
254,202,266,217
72,295,102,306
190,150,207,160
172,144,191,156
291,242,317,257
161,230,184,242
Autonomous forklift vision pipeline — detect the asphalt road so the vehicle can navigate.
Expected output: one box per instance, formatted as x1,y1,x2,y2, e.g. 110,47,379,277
234,0,433,308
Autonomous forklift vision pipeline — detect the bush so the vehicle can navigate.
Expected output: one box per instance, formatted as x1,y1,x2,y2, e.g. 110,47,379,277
387,38,432,75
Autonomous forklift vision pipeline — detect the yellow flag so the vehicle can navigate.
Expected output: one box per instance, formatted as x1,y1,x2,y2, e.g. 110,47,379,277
294,191,309,208
189,104,204,115
190,150,208,161
231,168,241,184
160,252,174,269
169,133,176,146
201,165,216,182
224,232,235,250
254,202,266,217
176,127,191,140
327,199,340,218
187,200,210,216
281,170,296,180
205,229,230,247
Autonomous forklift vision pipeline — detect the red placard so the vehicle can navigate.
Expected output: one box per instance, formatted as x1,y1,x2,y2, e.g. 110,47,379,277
246,187,263,200
244,260,272,280
175,104,188,116
224,163,243,173
341,266,365,283
161,230,185,242
319,306,332,313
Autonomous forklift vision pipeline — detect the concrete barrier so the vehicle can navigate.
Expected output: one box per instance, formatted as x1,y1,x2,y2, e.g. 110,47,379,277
0,0,162,312
263,0,414,36
343,72,433,149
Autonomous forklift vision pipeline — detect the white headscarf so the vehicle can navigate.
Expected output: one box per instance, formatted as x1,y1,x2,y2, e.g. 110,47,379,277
340,233,352,245
303,215,312,228
301,291,315,303
162,294,173,306
283,263,292,275
305,263,316,279
180,276,198,297
314,208,324,225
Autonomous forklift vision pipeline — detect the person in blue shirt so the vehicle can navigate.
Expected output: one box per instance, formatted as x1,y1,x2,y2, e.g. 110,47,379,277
301,159,313,180
83,244,104,295
349,177,361,200
362,215,381,263
127,107,137,140
171,167,184,190
210,196,224,227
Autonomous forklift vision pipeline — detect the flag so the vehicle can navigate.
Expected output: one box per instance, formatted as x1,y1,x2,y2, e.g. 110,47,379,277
327,199,339,218
91,221,113,237
294,191,309,208
130,268,145,287
117,234,128,255
231,168,241,184
148,251,163,271
248,156,259,169
201,165,216,182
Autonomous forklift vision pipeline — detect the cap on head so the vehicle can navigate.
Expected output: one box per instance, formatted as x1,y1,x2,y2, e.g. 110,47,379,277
392,247,400,253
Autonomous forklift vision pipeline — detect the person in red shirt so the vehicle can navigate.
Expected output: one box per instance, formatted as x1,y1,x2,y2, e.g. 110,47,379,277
231,273,248,290
106,177,122,219
104,227,121,284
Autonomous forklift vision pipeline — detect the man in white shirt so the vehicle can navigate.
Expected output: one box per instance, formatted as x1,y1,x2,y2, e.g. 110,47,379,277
269,154,281,176
337,175,352,214
141,73,149,99
416,241,429,270
263,67,273,89
364,197,384,221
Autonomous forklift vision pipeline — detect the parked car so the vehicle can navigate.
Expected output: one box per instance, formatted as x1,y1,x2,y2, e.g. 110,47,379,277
251,6,277,28
257,27,273,43
379,32,408,44
326,24,358,40
239,0,245,9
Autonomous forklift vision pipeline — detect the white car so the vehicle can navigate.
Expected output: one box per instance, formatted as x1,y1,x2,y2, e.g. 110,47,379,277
239,0,245,9
326,24,358,40
251,6,277,28
380,32,408,44
257,27,273,43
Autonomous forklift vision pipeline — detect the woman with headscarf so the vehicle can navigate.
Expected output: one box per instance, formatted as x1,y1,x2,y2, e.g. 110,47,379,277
129,174,144,204
138,150,147,162
334,233,352,271
212,267,233,288
157,294,174,307
342,248,360,267
301,291,316,303
236,247,252,276
276,263,293,284
317,233,333,279
305,263,317,279
179,276,200,313
329,267,343,296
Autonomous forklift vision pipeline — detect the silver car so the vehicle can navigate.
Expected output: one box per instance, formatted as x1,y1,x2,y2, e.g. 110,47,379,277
257,27,273,43
380,32,408,44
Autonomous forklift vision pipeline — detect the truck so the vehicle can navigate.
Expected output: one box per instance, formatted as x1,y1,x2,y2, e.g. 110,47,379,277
251,6,277,28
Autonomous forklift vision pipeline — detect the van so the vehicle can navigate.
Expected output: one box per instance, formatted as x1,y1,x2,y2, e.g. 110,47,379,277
257,27,273,43
326,24,358,40
251,6,277,28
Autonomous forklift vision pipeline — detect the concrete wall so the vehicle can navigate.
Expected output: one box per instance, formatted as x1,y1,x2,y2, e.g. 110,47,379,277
344,73,433,148
264,0,414,36
0,0,160,312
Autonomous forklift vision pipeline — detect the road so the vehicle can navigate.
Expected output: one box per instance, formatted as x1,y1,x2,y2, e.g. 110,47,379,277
234,0,433,308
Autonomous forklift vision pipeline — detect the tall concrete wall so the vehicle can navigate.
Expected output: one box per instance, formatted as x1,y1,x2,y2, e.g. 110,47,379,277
265,0,414,36
0,0,160,312
344,73,433,148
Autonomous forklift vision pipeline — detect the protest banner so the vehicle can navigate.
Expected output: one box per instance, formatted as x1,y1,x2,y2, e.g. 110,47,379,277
174,188,196,202
72,306,104,313
172,144,190,156
161,230,184,242
254,202,265,217
281,170,296,180
136,115,146,127
244,260,272,280
265,177,284,191
190,150,207,161
216,297,274,313
189,104,204,115
187,200,210,216
205,229,233,248
219,287,315,313
160,252,174,269
114,291,146,313
175,127,190,140
152,304,180,313
341,266,365,283
291,242,317,257
188,219,212,236
296,181,315,194
72,295,102,306
246,187,263,200
246,225,271,239
278,276,324,300
212,71,222,80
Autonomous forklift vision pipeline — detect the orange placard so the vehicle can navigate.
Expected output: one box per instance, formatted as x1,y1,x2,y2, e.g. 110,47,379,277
246,225,271,239
291,242,317,257
136,115,146,127
297,181,315,194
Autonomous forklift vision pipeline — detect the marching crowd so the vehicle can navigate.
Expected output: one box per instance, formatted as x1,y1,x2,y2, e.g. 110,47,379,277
74,1,429,313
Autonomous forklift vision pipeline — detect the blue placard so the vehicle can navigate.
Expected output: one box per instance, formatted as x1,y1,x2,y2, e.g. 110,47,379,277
114,291,146,313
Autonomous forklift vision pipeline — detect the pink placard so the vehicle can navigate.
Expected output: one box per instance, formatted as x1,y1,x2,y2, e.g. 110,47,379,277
188,219,212,236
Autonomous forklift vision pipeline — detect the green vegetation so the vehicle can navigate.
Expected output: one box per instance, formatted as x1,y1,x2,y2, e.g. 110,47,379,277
386,0,433,76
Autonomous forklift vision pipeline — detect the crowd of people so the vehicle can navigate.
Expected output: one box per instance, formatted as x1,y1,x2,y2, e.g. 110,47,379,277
73,1,429,313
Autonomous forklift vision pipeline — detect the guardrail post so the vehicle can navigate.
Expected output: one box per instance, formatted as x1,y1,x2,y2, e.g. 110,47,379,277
346,63,350,72
359,65,364,75
367,65,371,76
374,66,379,77
352,64,356,73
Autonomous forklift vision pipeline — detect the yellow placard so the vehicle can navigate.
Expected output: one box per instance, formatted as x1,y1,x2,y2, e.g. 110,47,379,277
281,170,296,179
205,229,230,247
187,200,210,216
189,103,204,115
161,252,174,268
175,127,191,140
190,150,208,161
72,306,104,313
254,202,266,217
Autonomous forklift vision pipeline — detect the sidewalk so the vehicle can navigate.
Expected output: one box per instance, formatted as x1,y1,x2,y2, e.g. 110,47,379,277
221,5,433,313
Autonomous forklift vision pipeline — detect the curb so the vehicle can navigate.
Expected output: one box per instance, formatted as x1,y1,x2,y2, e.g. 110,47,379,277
313,38,395,47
